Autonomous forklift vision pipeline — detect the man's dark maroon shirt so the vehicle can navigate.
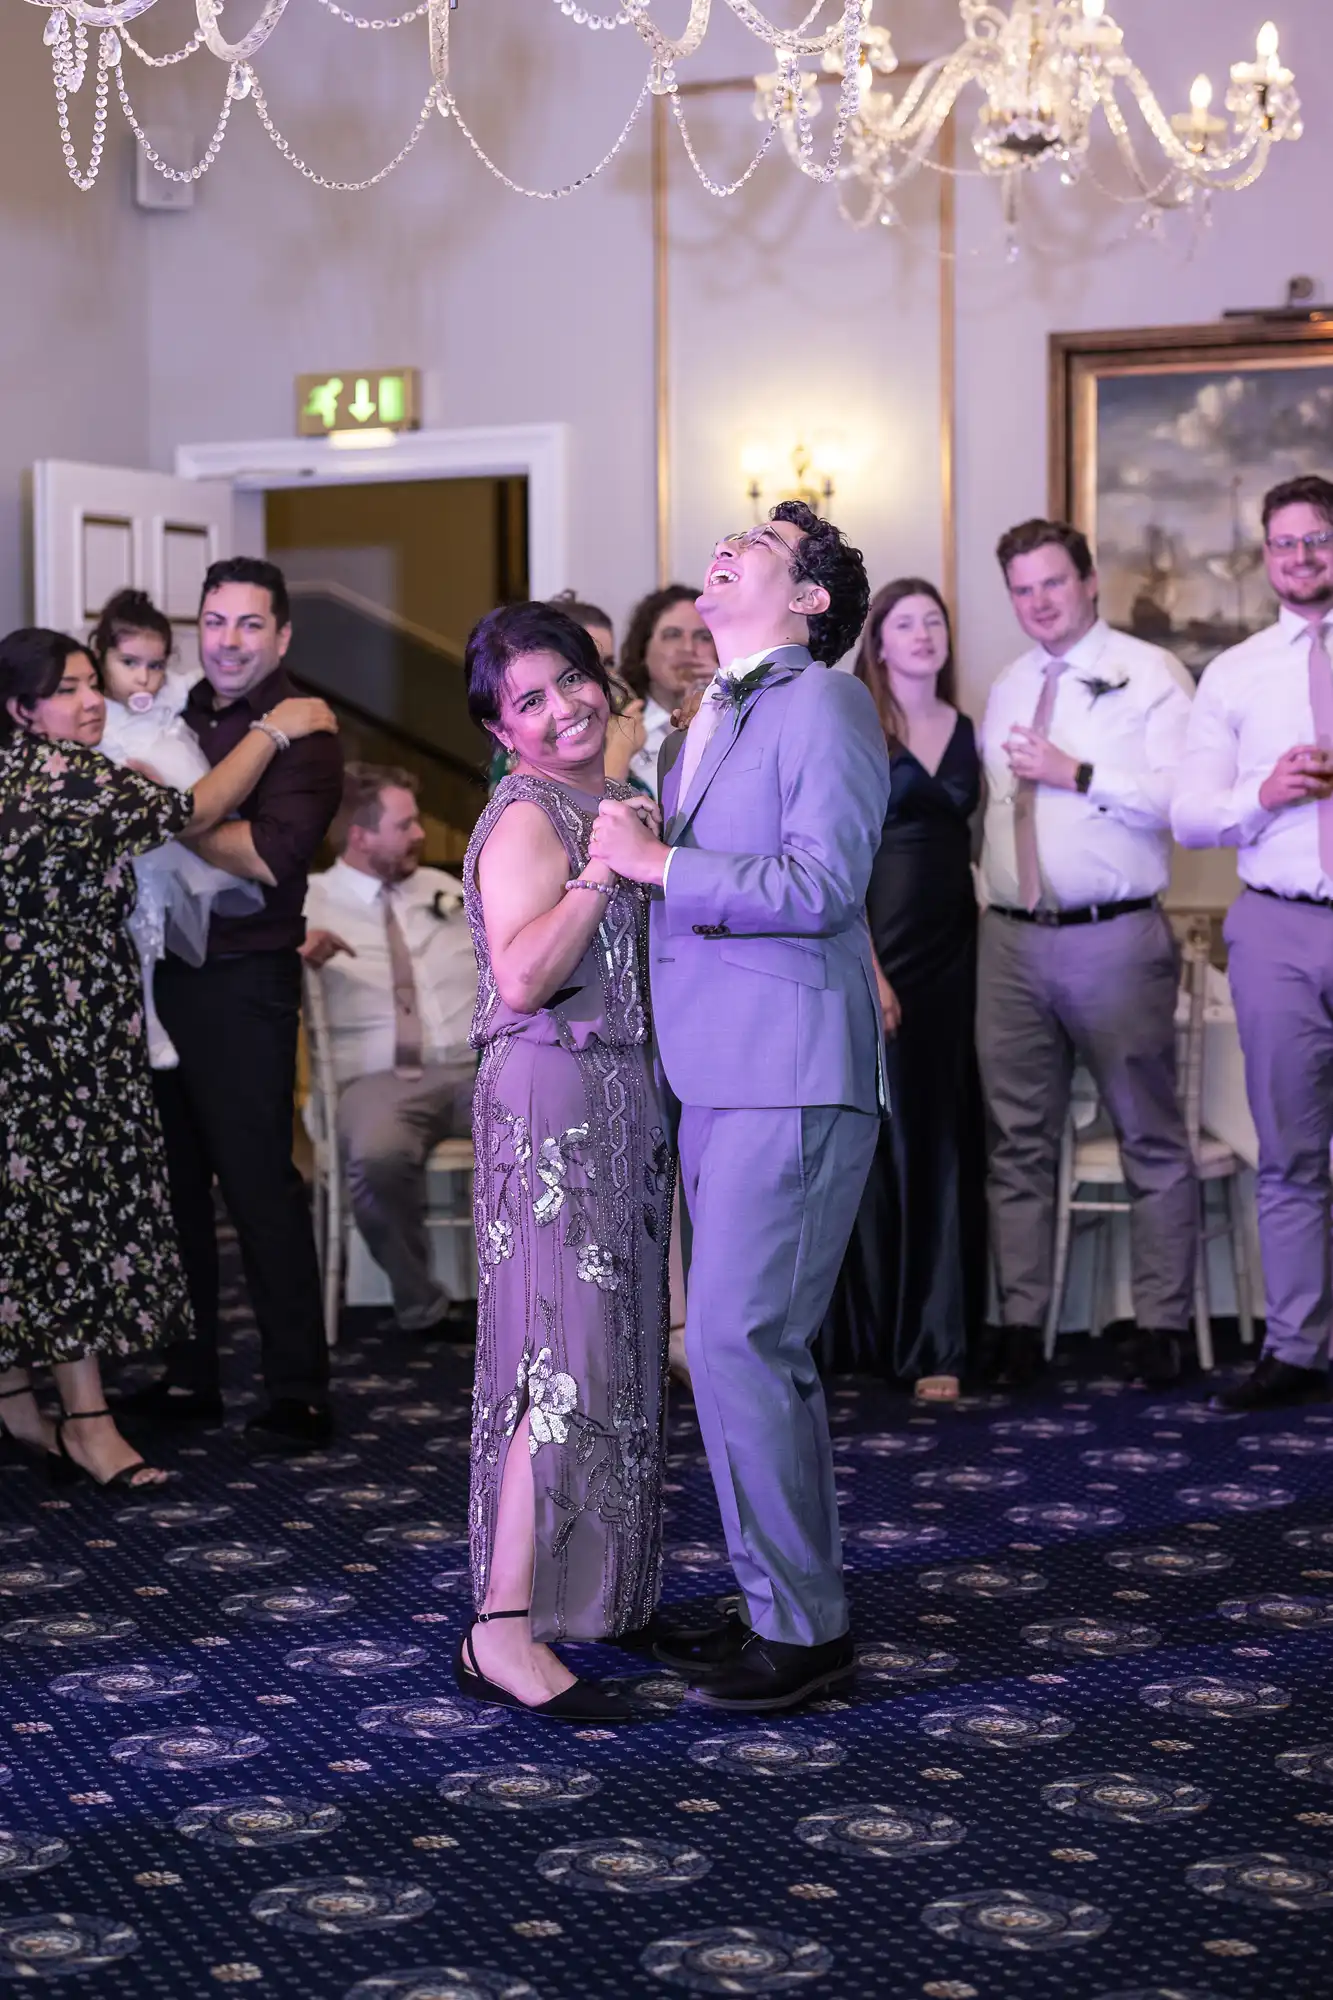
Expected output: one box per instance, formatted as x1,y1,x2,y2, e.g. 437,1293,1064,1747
183,666,343,956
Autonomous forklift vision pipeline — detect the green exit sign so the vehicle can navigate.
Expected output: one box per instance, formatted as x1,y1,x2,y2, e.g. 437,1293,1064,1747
296,368,421,438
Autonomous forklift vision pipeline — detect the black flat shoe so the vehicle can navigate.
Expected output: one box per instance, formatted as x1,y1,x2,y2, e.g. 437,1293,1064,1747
244,1401,334,1454
689,1631,856,1712
56,1409,169,1492
114,1380,224,1425
454,1610,640,1723
1215,1355,1329,1413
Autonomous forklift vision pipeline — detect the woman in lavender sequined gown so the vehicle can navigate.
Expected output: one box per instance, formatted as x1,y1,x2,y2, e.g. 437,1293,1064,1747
457,603,673,1723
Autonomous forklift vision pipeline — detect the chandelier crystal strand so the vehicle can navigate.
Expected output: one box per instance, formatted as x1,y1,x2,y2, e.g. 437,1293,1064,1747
248,71,439,189
548,0,634,30
119,24,205,63
666,75,780,199
439,76,652,199
115,61,236,179
308,0,429,27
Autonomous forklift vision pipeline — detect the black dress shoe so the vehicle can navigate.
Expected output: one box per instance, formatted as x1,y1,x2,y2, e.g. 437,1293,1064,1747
378,1306,476,1345
243,1400,335,1453
114,1380,224,1425
652,1612,746,1676
1215,1355,1329,1413
1126,1329,1185,1388
996,1324,1044,1389
689,1631,856,1712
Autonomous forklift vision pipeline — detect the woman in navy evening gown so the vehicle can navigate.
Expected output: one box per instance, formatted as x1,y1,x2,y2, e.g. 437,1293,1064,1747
821,579,986,1399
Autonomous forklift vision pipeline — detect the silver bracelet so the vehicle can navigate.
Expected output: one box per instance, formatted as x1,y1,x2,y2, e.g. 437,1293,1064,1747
565,877,615,898
249,717,290,753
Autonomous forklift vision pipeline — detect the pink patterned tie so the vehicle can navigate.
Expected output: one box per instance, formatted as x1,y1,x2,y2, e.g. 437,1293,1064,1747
1308,621,1333,883
673,677,726,814
1013,657,1067,912
381,885,423,1080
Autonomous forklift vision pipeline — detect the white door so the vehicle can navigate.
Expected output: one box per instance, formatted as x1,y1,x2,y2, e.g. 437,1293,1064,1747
33,461,235,677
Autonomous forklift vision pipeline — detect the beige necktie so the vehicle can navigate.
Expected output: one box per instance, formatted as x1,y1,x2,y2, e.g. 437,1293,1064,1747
673,677,727,815
1013,656,1067,912
381,885,423,1080
1308,621,1333,882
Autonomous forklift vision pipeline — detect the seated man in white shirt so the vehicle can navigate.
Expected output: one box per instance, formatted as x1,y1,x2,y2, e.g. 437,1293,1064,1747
978,518,1197,1390
303,764,478,1341
1174,473,1333,1413
619,583,717,797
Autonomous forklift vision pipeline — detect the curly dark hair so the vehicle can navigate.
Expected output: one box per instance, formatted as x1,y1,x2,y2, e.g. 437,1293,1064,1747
770,500,870,666
619,584,704,700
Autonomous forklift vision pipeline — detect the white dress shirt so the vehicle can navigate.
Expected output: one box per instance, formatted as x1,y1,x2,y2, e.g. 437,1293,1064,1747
979,619,1193,910
304,859,478,1086
1172,606,1333,897
629,697,673,799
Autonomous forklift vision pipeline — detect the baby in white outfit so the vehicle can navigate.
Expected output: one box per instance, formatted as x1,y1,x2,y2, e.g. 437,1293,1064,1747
92,591,259,1068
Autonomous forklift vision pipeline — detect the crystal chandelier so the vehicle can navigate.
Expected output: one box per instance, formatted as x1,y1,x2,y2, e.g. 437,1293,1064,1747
29,0,871,195
29,0,1299,225
756,1,1302,235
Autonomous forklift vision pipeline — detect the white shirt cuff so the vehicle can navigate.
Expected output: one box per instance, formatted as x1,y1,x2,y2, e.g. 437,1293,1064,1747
660,847,676,892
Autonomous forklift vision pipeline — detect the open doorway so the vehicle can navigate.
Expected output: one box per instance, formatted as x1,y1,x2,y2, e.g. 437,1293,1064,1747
265,475,527,860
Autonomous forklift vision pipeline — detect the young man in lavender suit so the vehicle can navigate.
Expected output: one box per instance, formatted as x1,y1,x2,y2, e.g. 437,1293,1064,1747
590,501,889,1712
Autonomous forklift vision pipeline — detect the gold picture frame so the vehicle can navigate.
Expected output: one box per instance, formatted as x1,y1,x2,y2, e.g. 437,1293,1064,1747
1050,317,1333,676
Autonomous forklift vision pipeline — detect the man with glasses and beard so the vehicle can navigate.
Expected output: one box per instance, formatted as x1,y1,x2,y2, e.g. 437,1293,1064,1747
122,557,343,1450
1175,473,1333,1412
589,501,889,1713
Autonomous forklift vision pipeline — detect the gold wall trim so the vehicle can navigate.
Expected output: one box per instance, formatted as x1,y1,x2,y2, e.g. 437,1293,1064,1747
652,76,958,610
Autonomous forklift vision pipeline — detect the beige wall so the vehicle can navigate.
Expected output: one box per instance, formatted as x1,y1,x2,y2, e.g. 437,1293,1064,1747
0,29,150,629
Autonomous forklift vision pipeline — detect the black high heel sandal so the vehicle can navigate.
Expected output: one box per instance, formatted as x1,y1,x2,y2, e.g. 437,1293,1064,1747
0,1384,78,1486
56,1409,169,1492
453,1608,639,1723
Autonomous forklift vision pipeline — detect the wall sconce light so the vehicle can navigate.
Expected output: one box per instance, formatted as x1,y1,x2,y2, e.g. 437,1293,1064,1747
741,436,846,519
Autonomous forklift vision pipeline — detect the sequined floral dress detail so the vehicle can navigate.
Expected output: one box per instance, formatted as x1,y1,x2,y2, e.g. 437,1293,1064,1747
465,773,673,1642
0,732,195,1365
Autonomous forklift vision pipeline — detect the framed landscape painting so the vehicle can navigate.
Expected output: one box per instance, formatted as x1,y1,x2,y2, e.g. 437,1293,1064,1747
1050,317,1333,676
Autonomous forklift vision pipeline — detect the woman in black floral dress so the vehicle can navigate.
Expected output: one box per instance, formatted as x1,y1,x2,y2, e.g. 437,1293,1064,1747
0,630,335,1489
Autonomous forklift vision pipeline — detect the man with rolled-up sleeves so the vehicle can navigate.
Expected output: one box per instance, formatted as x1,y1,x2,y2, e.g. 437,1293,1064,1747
978,518,1197,1390
122,558,343,1451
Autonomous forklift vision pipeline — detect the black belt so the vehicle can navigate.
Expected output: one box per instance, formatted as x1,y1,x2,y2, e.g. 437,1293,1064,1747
1249,885,1333,911
991,896,1157,929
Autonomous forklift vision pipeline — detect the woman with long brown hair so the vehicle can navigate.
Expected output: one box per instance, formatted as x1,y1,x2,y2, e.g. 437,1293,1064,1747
822,578,986,1401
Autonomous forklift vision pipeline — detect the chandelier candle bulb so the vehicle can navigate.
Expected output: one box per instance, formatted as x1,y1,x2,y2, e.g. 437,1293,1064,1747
1173,73,1225,152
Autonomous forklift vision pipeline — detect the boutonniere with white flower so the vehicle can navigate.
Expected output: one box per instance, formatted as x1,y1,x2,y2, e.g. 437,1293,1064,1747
1079,674,1129,706
429,888,463,920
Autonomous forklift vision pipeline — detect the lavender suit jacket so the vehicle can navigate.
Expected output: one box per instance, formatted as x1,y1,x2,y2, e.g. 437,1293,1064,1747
650,647,891,1112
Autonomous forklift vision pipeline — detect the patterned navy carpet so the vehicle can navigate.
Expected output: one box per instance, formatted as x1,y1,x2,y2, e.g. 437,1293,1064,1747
0,1243,1331,1998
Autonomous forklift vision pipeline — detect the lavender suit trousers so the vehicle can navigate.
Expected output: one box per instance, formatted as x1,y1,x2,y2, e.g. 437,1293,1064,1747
678,1100,878,1648
1225,888,1333,1371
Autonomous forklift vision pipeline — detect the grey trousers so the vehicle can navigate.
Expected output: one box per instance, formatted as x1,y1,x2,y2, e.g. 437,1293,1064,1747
337,1061,476,1329
1225,888,1333,1370
679,1101,879,1648
977,907,1197,1331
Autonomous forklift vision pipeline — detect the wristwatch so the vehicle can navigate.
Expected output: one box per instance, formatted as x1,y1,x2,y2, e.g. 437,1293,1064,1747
1074,761,1094,795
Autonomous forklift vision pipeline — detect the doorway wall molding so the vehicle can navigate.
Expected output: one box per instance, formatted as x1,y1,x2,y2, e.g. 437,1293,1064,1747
175,422,570,600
